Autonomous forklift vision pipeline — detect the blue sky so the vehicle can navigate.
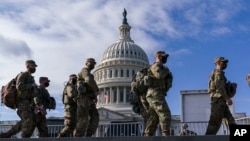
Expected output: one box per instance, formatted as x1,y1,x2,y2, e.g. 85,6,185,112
0,0,250,121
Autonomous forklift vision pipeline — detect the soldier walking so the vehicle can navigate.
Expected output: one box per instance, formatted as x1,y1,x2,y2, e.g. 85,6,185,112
74,58,100,137
57,74,78,137
33,77,55,137
15,60,38,138
205,57,237,135
144,51,173,136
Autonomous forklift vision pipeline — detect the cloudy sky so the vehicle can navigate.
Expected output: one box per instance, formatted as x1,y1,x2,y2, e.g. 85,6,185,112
1,0,250,121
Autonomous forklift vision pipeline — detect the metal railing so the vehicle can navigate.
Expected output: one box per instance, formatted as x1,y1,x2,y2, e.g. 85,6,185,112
2,118,250,138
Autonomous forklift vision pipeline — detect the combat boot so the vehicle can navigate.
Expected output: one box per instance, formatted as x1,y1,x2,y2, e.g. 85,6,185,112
162,131,169,136
86,133,92,137
144,133,153,136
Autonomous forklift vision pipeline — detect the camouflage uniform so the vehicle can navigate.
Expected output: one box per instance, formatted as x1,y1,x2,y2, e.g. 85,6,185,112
58,75,78,137
33,77,52,137
139,96,159,136
144,51,173,136
205,57,236,135
15,60,38,138
74,58,99,137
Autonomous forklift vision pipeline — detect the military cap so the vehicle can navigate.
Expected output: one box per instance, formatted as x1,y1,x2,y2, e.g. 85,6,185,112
86,58,96,64
69,74,77,78
182,123,188,128
39,77,50,83
154,51,169,57
214,57,228,63
25,60,38,67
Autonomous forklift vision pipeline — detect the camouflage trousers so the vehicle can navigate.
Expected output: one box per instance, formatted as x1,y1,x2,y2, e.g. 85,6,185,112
73,95,99,137
144,89,171,136
138,96,159,136
86,103,100,137
58,104,77,137
16,100,36,138
34,113,49,137
205,97,236,135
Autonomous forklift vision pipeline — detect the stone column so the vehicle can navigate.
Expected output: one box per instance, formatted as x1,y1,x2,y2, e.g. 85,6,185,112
124,86,127,104
117,87,120,104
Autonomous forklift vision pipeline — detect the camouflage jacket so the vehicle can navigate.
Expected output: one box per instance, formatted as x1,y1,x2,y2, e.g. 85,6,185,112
208,69,228,99
62,83,78,105
34,87,51,109
78,67,99,98
148,62,173,93
16,71,36,102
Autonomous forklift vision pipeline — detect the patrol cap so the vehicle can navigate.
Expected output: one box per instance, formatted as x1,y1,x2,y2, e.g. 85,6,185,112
25,60,38,67
86,58,96,64
39,77,50,83
182,123,188,128
69,74,77,78
214,57,228,63
154,51,169,57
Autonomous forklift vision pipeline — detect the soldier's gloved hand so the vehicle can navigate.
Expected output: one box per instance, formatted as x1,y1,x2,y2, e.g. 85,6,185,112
93,96,98,104
40,107,47,115
226,98,233,105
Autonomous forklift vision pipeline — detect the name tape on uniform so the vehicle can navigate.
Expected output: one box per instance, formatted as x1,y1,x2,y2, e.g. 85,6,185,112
230,125,250,141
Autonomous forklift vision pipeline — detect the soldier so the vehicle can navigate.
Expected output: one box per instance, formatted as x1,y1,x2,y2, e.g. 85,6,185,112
205,57,237,135
33,77,54,137
15,60,38,138
144,51,173,136
57,74,78,137
179,123,197,136
74,58,100,137
130,67,159,136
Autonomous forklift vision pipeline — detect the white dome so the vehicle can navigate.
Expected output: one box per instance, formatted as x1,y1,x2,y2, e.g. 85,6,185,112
100,41,149,65
93,9,149,113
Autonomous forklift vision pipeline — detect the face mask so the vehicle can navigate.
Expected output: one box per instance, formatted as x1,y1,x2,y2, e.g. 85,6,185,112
28,68,36,73
72,79,77,84
44,82,50,87
161,56,167,64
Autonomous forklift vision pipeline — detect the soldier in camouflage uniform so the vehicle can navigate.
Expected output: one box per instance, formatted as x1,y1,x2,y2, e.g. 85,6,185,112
33,77,54,137
144,51,173,136
15,60,38,138
73,58,100,137
57,74,78,137
205,57,237,135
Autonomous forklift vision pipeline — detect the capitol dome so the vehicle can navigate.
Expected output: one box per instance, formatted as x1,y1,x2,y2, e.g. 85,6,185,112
93,9,149,115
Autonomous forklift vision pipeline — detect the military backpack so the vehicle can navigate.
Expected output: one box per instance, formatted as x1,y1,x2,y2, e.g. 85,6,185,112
130,66,151,114
1,73,21,109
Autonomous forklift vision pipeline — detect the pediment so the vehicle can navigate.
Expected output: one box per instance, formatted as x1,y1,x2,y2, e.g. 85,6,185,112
98,107,130,120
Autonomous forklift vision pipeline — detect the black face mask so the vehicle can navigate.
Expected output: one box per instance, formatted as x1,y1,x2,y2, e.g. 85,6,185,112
161,56,167,64
72,79,77,85
28,68,36,73
44,82,50,87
